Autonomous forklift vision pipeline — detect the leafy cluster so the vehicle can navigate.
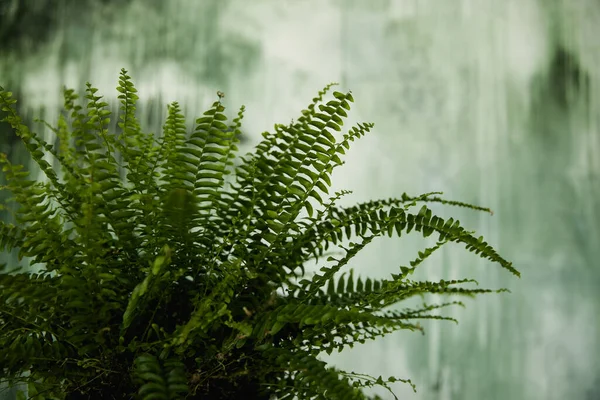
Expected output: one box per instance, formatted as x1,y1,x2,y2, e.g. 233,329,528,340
0,69,518,399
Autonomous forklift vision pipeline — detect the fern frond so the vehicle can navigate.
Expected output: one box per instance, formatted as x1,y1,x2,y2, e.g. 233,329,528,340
264,347,366,400
133,353,189,400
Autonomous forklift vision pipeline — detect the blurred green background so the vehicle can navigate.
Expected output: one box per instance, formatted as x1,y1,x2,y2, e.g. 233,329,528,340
0,1,598,399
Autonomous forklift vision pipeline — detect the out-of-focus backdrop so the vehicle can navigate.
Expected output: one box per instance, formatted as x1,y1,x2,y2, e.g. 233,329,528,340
0,1,598,399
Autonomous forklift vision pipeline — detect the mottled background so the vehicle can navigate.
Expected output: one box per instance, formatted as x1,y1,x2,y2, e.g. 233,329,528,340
0,1,598,399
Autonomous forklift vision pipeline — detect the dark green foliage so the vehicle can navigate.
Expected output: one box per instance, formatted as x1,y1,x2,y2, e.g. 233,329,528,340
0,0,134,55
545,46,589,109
0,69,519,399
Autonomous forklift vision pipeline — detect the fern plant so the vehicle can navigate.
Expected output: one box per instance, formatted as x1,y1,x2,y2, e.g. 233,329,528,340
0,69,519,400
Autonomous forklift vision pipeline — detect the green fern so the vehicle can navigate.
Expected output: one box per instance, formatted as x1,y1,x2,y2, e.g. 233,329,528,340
0,68,519,399
132,354,188,400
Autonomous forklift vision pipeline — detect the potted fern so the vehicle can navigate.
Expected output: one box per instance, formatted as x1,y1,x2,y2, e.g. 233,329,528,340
0,69,519,399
